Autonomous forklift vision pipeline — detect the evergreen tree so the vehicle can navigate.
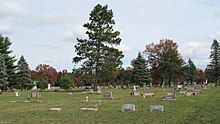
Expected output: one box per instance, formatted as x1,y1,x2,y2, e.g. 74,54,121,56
131,52,152,86
206,39,220,86
0,35,16,88
73,4,123,85
0,53,8,91
185,58,197,84
17,55,32,90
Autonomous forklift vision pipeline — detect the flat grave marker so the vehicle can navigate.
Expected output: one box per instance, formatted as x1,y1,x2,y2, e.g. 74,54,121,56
150,105,164,112
122,104,135,112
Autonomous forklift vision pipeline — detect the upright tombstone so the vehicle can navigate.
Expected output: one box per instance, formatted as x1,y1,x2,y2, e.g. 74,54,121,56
0,90,2,94
122,104,135,112
150,105,164,112
31,92,41,98
103,92,113,99
15,91,19,97
48,84,51,90
133,85,137,91
97,86,102,94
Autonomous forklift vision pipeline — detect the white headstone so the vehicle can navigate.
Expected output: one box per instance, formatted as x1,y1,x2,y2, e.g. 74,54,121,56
48,84,51,90
133,85,136,91
15,92,19,97
32,85,37,90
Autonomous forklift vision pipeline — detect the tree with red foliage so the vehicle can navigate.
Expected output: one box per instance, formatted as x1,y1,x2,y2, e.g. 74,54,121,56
35,64,58,86
196,69,206,84
145,39,184,87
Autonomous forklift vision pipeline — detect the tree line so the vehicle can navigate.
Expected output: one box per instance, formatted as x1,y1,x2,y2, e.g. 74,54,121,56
0,4,219,91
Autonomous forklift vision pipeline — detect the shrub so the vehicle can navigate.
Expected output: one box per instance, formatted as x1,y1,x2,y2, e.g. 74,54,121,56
58,75,74,90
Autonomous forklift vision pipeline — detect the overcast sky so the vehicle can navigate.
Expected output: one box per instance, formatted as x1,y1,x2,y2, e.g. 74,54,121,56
0,0,219,71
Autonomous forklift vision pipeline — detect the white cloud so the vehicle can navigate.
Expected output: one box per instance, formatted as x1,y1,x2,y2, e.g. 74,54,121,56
31,44,60,50
0,1,24,16
64,25,87,42
0,23,10,33
179,41,210,69
116,44,132,52
211,32,220,40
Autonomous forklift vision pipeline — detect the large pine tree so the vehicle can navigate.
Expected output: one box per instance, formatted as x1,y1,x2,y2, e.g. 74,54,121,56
206,39,220,86
0,53,8,91
17,55,32,90
131,52,152,86
73,4,123,85
185,58,197,84
0,35,16,88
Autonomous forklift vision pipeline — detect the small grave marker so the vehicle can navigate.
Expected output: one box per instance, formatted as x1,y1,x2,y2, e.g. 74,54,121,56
31,92,41,98
131,92,140,96
185,92,197,96
122,104,135,112
50,108,61,111
15,92,19,97
142,92,156,98
162,93,176,101
150,105,164,112
103,92,113,99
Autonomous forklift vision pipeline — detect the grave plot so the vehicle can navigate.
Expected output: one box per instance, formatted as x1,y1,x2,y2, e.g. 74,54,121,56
24,91,42,103
80,96,101,112
161,93,176,101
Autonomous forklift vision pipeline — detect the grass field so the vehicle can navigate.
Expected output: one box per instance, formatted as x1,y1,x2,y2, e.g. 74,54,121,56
0,87,219,124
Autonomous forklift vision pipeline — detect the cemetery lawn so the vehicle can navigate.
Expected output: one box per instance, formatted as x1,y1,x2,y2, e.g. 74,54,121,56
0,87,219,124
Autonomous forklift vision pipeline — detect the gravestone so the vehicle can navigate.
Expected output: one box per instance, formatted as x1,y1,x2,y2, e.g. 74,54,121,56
80,108,98,111
31,92,41,98
122,104,135,112
103,92,113,99
161,93,176,101
142,92,155,98
133,85,136,91
150,105,164,112
185,92,196,96
67,92,73,95
48,84,51,90
131,92,140,96
97,86,102,94
0,90,2,94
15,92,19,97
50,108,61,111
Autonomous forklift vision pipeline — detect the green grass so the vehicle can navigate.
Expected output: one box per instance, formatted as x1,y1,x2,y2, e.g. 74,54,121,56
0,87,219,124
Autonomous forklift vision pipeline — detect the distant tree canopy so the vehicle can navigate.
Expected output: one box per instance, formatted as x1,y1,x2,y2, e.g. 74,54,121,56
73,4,123,85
